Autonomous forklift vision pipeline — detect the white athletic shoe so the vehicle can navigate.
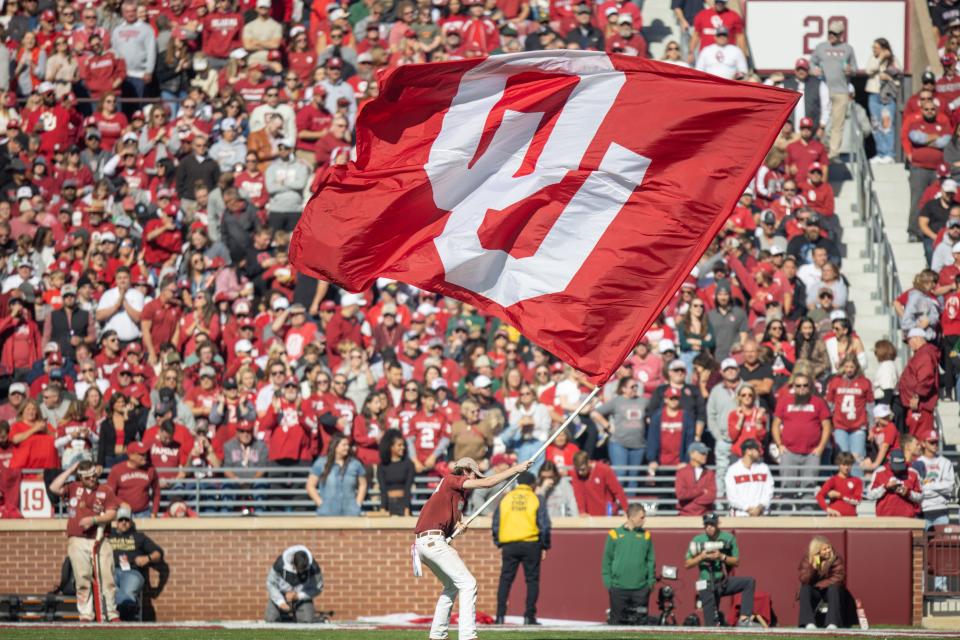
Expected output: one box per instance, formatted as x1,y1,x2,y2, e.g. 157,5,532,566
805,623,817,629
826,624,838,630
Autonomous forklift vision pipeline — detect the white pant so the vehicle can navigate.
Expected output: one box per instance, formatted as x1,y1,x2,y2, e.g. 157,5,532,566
415,535,477,640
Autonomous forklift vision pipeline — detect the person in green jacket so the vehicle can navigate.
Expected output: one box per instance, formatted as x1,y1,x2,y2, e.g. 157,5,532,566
601,503,655,624
685,512,758,627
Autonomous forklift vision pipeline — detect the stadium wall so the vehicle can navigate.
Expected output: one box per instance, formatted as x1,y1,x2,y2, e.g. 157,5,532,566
0,517,924,626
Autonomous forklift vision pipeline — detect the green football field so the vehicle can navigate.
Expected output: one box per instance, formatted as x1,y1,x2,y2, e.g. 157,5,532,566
3,629,960,640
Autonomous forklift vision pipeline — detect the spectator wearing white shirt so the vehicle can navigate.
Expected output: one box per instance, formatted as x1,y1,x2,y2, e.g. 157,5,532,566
724,438,774,516
95,267,144,343
508,385,552,442
930,221,960,273
695,27,747,80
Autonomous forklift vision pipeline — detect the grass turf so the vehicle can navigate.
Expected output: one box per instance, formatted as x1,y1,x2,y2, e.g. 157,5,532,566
2,631,957,640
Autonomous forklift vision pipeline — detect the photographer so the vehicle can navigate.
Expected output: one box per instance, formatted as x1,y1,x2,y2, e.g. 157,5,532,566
265,545,323,623
685,513,758,627
601,504,655,624
798,536,846,629
867,449,922,517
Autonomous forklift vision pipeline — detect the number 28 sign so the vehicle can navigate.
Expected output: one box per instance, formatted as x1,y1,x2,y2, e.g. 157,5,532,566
744,0,907,73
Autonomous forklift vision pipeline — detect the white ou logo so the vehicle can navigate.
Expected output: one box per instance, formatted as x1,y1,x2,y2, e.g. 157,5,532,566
427,52,650,307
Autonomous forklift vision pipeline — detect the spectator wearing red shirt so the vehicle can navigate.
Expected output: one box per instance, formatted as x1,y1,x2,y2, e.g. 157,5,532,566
23,84,74,159
142,208,182,269
9,400,59,471
202,0,243,68
570,450,628,516
674,441,716,515
688,0,746,63
106,442,160,516
905,101,951,239
646,386,696,469
824,355,871,474
0,297,43,376
816,452,861,516
146,420,191,484
326,292,368,371
260,377,310,463
786,118,829,181
141,277,181,366
727,386,767,458
295,86,332,166
606,15,647,57
863,404,899,473
49,460,121,622
867,449,923,518
458,0,499,55
771,374,832,491
79,35,126,100
405,390,451,476
898,328,940,440
544,428,580,474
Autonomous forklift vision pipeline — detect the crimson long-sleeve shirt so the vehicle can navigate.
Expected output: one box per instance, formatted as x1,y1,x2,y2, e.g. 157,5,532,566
570,461,628,516
868,466,922,518
898,343,940,412
675,464,716,515
815,473,862,516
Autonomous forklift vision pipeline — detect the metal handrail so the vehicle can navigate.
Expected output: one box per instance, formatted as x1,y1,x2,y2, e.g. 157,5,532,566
26,463,881,518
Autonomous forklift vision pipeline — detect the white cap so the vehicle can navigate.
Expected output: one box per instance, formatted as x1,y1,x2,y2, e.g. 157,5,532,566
271,296,290,311
235,339,253,353
769,245,785,256
431,377,449,390
416,302,439,315
873,404,893,419
230,48,248,59
100,231,117,243
668,358,687,371
829,310,846,321
473,374,492,388
329,7,346,20
945,179,958,193
720,357,739,370
9,382,27,395
255,0,271,7
658,338,676,353
16,186,31,200
340,292,366,307
907,327,928,339
278,138,296,149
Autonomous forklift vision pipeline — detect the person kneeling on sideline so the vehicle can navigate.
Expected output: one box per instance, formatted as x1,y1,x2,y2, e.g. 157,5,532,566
265,545,323,622
798,536,846,629
414,456,532,640
685,513,758,627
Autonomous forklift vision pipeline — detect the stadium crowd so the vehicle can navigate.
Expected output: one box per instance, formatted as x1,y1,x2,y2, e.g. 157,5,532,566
0,0,951,551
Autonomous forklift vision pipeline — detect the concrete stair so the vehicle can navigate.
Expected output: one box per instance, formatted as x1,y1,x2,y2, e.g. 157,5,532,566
870,162,960,446
640,0,681,60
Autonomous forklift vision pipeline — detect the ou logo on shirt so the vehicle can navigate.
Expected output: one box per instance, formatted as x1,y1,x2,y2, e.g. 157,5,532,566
426,53,651,307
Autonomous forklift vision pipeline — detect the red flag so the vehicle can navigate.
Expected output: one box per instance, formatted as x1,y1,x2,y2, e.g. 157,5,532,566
290,51,798,384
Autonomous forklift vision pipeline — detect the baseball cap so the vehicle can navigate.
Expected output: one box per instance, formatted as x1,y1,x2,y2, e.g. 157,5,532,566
827,19,845,34
664,386,681,399
907,327,928,339
116,505,133,521
799,117,814,129
278,138,295,149
326,57,344,69
668,358,686,371
889,449,907,473
720,357,739,371
236,420,255,432
61,284,77,296
431,377,449,390
223,378,239,390
474,355,493,368
37,81,55,94
271,296,290,311
923,71,937,84
357,52,373,64
873,404,893,419
659,338,676,353
945,179,959,193
320,300,337,311
688,441,710,456
715,25,728,35
255,0,270,7
473,374,492,388
795,58,810,70
618,14,633,24
340,292,366,307
126,441,148,456
740,438,761,453
235,338,253,353
199,365,216,378
703,512,720,526
283,376,299,388
9,382,27,395
927,430,940,443
453,457,481,475
769,244,785,256
829,310,847,321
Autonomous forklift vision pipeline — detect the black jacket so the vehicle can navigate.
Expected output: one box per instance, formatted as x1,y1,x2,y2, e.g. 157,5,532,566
108,523,164,573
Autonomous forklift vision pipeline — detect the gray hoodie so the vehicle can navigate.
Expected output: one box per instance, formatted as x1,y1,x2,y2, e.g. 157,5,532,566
266,545,323,608
265,156,310,214
111,20,157,78
917,454,955,517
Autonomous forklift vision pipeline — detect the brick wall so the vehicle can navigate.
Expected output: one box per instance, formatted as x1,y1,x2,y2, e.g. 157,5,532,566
0,518,925,624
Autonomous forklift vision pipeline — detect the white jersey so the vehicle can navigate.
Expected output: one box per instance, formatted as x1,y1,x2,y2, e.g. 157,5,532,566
724,459,774,516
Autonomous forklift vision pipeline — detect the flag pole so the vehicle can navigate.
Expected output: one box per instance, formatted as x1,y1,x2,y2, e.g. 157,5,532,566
448,385,602,542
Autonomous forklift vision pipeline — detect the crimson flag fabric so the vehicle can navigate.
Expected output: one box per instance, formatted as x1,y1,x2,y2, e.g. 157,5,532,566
290,51,798,384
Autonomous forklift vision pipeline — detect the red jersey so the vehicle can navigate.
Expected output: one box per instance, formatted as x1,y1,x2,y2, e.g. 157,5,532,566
405,410,450,463
233,78,272,106
24,105,74,157
235,170,268,210
816,473,861,516
693,7,744,47
78,51,125,98
657,409,684,465
545,441,580,474
106,462,160,514
802,181,835,217
202,12,243,58
295,104,332,151
870,420,900,458
727,407,768,457
141,298,180,348
774,395,830,455
64,481,120,538
387,402,419,434
870,466,922,518
260,400,310,462
93,111,129,152
148,438,189,479
414,472,467,536
825,375,872,432
786,138,828,180
943,291,960,336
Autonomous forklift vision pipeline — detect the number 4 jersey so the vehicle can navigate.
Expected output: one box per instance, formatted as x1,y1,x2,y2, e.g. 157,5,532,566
825,375,872,432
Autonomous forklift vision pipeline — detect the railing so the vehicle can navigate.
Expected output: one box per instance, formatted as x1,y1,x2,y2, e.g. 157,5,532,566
29,464,879,518
849,114,907,364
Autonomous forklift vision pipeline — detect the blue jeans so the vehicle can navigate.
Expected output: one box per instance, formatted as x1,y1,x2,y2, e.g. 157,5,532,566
832,428,867,478
115,569,144,610
160,89,184,118
868,93,895,159
679,351,698,383
607,441,645,489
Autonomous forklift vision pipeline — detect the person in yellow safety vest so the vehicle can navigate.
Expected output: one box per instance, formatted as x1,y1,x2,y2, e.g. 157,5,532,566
491,471,551,625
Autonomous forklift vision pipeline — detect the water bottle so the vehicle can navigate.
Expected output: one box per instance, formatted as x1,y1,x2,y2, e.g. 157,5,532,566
855,599,869,630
